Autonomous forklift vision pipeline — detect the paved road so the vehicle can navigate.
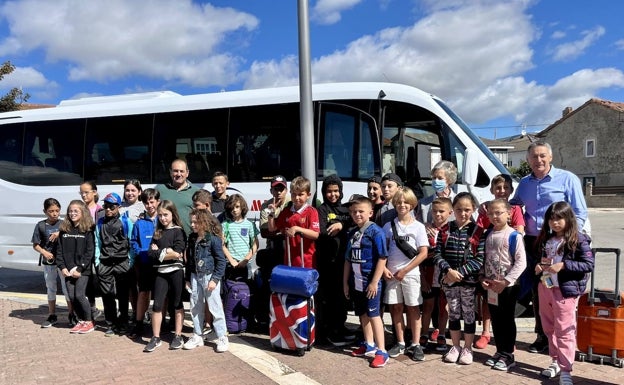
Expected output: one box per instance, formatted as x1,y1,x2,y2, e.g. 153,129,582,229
0,208,622,384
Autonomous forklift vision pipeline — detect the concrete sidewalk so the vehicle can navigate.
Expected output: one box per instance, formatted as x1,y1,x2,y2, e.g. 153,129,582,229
1,294,621,385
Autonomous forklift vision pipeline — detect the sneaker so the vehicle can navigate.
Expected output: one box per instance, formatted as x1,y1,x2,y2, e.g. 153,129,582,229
128,323,143,339
202,325,213,335
473,334,491,349
388,343,405,358
327,332,351,347
411,344,425,361
559,371,572,385
419,335,429,346
79,321,95,334
68,313,78,327
41,314,58,328
352,342,377,357
144,336,162,352
458,347,473,365
444,345,461,363
541,361,561,378
529,335,548,353
216,335,229,353
484,352,503,366
492,355,516,371
170,334,184,350
436,336,448,352
370,350,389,368
70,321,83,334
104,327,116,337
430,328,440,341
183,334,204,350
91,308,103,321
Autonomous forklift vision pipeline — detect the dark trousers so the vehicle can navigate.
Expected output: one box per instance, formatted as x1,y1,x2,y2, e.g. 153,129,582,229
488,285,520,356
97,259,130,325
523,235,545,338
66,275,91,321
317,258,348,337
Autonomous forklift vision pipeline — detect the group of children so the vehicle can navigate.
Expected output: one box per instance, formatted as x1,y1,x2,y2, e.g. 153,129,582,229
32,165,594,381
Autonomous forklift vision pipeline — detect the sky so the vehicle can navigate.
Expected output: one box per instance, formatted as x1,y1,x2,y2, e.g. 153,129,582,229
1,0,623,140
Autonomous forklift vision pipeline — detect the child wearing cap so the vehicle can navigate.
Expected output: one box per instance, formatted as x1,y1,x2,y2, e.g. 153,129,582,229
94,192,134,336
267,176,320,268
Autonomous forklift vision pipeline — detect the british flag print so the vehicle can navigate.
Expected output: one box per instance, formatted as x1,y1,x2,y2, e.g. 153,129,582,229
269,292,315,350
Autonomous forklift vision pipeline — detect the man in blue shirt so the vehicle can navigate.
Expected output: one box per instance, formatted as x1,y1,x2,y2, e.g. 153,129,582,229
510,140,588,354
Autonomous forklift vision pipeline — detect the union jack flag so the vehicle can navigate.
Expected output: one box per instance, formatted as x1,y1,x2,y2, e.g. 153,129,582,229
269,293,315,350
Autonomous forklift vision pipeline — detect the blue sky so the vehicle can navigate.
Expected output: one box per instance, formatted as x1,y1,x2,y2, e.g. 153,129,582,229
1,0,623,139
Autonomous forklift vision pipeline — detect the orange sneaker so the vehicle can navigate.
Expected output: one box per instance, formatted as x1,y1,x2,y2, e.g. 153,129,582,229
69,321,83,334
473,334,490,349
79,321,95,334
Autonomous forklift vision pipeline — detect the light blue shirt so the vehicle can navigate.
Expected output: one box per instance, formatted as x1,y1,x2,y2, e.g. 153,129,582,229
510,165,587,236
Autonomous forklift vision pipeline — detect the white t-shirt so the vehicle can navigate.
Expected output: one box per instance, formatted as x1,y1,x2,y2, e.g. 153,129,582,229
383,218,429,276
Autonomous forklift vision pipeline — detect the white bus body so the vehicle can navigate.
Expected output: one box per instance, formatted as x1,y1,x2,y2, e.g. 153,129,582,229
0,82,508,271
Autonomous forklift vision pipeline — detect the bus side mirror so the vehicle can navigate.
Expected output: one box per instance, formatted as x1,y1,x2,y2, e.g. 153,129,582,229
463,148,478,187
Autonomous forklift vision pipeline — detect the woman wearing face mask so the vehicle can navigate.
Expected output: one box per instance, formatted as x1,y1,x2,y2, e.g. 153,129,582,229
415,160,458,228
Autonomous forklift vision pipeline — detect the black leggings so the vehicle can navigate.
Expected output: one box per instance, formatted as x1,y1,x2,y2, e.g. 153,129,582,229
152,269,184,313
66,275,91,321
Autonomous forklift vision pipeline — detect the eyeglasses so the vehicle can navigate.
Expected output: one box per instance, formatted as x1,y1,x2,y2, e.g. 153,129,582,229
79,191,94,196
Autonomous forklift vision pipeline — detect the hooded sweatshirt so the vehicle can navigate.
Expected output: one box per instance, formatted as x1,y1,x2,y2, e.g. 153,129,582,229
316,175,353,265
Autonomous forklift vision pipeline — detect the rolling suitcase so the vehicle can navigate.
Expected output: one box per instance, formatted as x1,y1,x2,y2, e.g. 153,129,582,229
223,277,251,333
269,234,317,356
577,248,624,367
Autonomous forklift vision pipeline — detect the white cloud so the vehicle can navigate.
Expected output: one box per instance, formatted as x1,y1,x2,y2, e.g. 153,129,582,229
615,39,624,50
551,30,566,39
551,25,605,62
311,0,362,25
247,0,536,104
0,0,258,86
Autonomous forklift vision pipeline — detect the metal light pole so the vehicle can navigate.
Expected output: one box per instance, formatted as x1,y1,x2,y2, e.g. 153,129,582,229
297,0,316,198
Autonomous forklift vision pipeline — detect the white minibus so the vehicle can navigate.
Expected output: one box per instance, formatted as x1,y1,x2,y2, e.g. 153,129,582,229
0,82,508,270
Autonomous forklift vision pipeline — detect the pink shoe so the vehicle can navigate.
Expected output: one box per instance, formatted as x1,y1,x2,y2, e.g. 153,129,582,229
473,334,490,349
70,321,83,334
79,321,94,334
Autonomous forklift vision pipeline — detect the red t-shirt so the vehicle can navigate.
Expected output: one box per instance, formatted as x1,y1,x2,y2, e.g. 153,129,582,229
275,203,320,268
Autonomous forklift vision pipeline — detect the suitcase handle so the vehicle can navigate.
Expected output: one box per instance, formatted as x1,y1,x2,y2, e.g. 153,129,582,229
285,232,305,268
590,248,621,307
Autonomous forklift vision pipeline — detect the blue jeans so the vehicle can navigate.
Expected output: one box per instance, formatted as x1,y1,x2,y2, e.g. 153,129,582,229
189,272,226,338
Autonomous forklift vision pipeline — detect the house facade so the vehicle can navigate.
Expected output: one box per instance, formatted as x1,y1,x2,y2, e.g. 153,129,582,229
538,98,624,188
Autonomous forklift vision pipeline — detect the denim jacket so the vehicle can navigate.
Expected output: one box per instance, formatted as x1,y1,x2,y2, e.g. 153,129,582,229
185,232,226,285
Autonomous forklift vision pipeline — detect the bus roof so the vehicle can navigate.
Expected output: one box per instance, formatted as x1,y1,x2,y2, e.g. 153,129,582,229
0,82,443,123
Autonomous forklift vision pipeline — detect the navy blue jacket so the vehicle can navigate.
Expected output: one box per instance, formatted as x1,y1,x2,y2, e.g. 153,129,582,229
540,232,594,298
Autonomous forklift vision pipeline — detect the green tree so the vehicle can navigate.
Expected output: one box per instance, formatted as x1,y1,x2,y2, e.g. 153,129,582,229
508,160,532,178
0,61,30,112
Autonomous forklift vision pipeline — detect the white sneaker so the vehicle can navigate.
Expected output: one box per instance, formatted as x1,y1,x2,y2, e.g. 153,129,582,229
216,335,229,353
183,334,204,350
541,361,561,378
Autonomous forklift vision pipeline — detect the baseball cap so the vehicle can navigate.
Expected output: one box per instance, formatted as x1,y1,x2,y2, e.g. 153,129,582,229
103,192,122,206
381,172,403,187
345,194,369,206
271,175,287,188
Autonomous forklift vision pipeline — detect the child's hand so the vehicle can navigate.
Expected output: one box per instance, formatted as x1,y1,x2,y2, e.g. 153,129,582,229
394,269,406,281
382,268,393,280
151,243,158,250
49,231,59,242
366,282,378,299
207,280,217,292
444,269,463,284
326,222,342,236
343,282,350,299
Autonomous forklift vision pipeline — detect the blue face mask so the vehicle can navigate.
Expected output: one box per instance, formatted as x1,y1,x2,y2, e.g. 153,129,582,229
432,179,447,192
